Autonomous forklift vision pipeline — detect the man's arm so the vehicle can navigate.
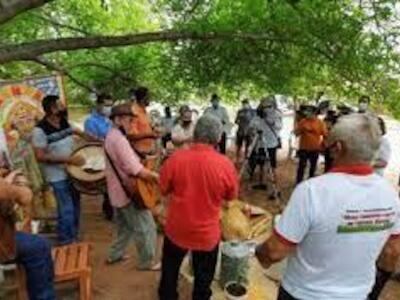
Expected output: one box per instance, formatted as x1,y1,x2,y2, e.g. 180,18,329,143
256,183,312,268
377,237,400,272
73,127,102,143
256,232,296,269
32,127,74,165
33,147,74,165
137,168,159,183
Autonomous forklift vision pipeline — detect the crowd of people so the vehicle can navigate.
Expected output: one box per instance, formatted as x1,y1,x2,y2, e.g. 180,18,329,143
0,87,399,300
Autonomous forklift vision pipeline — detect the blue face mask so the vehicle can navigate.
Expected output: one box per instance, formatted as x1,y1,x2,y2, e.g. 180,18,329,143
103,106,112,117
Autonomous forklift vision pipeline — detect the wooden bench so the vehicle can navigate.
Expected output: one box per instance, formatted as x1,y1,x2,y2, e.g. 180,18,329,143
52,242,92,300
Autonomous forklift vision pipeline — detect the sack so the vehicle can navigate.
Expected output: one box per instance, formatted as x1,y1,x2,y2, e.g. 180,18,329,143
0,203,16,263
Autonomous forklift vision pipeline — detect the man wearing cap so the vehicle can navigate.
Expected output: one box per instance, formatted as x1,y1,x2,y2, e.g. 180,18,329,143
203,94,230,154
295,105,327,184
104,103,160,270
171,108,195,149
84,93,114,220
235,99,254,162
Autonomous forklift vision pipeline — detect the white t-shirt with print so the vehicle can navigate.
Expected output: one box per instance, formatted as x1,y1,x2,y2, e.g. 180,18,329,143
275,172,400,300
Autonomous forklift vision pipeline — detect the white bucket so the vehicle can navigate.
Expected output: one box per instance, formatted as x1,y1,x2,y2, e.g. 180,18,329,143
224,281,248,300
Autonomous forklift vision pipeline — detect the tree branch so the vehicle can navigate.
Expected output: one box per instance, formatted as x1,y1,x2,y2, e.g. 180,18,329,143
32,13,90,36
0,0,54,25
67,62,133,82
0,30,304,64
33,56,95,92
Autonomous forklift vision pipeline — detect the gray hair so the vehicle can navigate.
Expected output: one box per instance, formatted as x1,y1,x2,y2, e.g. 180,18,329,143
194,114,223,145
329,114,381,163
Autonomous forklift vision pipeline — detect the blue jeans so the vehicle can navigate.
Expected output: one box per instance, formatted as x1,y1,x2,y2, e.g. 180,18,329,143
16,232,55,300
50,180,80,245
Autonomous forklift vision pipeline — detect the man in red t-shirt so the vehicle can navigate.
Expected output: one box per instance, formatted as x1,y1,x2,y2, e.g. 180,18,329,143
158,115,239,300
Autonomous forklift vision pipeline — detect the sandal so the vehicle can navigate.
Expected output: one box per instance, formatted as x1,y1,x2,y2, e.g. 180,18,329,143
106,255,131,265
139,262,161,271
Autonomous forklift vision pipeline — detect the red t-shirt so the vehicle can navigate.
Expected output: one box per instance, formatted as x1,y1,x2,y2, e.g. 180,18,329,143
160,144,239,251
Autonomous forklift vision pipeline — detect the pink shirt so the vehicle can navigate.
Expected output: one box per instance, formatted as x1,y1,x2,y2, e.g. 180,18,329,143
105,127,144,208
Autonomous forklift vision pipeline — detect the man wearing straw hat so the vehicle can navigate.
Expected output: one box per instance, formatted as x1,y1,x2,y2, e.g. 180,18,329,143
104,103,160,270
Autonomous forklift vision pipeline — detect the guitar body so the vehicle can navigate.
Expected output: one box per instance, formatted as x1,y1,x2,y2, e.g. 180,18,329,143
128,156,158,210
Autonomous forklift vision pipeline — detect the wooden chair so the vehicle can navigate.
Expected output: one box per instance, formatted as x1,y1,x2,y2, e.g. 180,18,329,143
0,262,27,300
1,243,92,300
52,242,92,300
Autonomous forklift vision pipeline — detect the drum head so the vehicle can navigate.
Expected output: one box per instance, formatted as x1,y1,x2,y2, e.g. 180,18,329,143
67,144,105,184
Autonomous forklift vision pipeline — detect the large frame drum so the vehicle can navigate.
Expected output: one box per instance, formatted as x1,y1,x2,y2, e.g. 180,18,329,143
67,144,106,195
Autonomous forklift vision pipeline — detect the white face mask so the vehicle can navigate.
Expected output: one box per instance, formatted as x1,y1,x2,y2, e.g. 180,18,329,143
103,106,112,117
359,103,368,112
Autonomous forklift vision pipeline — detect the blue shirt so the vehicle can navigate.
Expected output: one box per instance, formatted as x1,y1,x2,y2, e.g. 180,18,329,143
84,111,112,140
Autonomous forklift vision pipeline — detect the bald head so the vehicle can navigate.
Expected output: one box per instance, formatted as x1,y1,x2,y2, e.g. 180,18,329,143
328,114,381,164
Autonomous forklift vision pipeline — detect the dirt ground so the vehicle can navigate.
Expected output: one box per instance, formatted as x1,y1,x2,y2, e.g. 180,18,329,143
54,152,400,300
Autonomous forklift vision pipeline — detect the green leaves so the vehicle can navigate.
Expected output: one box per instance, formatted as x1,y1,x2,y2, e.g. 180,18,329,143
0,0,400,116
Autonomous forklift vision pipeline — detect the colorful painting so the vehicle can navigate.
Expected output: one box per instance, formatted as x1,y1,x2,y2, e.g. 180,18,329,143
0,74,66,152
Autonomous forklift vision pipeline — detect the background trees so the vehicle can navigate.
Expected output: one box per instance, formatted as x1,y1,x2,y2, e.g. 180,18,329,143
1,0,400,115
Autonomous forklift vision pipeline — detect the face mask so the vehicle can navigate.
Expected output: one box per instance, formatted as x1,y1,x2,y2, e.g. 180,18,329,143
359,103,368,112
264,107,274,114
182,121,191,127
103,106,112,117
55,109,68,119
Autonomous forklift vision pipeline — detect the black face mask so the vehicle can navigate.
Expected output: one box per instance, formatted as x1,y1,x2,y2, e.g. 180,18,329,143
56,109,68,119
182,121,191,127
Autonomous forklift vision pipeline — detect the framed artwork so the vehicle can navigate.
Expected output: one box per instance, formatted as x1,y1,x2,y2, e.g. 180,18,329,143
0,74,66,152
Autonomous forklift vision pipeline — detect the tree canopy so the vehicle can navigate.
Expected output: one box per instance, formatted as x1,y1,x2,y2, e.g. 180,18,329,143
1,0,400,115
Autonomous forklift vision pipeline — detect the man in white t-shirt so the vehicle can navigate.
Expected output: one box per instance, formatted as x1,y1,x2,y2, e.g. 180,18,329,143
171,109,195,149
256,114,400,300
